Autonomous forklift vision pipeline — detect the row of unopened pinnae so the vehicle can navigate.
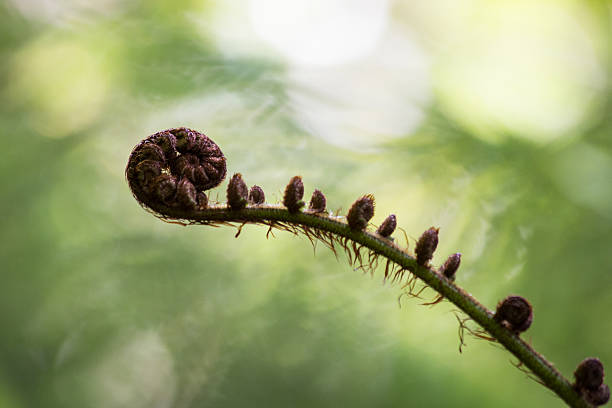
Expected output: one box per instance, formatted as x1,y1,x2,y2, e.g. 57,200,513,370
225,172,609,406
127,129,608,407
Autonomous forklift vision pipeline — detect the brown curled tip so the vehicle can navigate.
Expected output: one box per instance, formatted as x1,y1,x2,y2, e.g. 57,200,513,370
376,214,396,238
575,358,605,391
494,295,533,334
283,176,305,213
248,185,265,204
154,174,177,204
439,253,461,281
584,384,610,406
227,173,248,210
308,189,326,213
176,178,197,209
126,127,226,213
415,227,439,266
347,195,375,231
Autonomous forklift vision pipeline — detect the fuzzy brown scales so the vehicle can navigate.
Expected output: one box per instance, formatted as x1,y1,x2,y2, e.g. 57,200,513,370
494,295,533,334
415,227,439,266
283,176,305,213
227,173,248,210
439,253,461,281
249,185,265,204
126,128,226,213
308,189,326,212
574,358,610,406
346,195,375,231
376,214,397,238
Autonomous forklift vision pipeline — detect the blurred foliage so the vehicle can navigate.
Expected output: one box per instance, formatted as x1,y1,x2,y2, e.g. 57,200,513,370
1,1,611,407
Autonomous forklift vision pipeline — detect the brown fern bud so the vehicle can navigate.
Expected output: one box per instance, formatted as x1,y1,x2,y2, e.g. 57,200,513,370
248,185,265,204
154,174,177,204
227,173,248,210
439,253,461,281
415,227,439,266
197,192,208,209
135,142,166,164
133,160,162,195
584,384,610,406
173,154,209,188
173,127,197,151
347,195,375,231
494,295,533,334
176,178,197,209
575,358,605,391
150,131,177,161
126,128,226,213
283,176,305,213
376,214,396,238
308,189,326,212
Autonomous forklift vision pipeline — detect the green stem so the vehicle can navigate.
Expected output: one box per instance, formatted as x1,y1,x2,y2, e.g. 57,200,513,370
154,204,587,408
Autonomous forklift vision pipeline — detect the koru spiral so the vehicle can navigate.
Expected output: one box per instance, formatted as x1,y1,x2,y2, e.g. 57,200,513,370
126,127,227,214
125,127,608,408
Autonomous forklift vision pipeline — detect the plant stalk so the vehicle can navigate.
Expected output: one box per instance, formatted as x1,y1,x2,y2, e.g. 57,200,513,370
153,204,588,408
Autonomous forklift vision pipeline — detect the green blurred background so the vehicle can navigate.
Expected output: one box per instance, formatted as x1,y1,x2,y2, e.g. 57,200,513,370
1,0,611,407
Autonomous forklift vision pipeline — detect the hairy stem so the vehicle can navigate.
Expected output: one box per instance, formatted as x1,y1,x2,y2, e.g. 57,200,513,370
157,204,588,408
126,128,605,407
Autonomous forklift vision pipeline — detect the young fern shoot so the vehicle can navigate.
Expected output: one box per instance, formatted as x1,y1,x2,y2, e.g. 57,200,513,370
126,128,609,408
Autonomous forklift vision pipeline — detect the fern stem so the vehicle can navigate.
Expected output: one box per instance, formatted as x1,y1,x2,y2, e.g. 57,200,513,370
157,204,588,408
126,128,600,407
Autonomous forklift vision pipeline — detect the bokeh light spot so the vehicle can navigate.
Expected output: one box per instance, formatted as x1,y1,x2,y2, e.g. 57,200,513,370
249,0,390,67
434,1,606,143
8,34,110,138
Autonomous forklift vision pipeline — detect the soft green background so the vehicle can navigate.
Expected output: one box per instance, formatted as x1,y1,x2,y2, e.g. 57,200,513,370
1,1,611,407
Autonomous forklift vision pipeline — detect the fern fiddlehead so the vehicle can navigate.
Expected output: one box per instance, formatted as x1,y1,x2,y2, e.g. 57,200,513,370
126,128,609,408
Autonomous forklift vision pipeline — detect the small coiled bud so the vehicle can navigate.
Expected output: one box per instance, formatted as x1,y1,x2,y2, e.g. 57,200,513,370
575,358,605,391
134,160,162,195
494,295,533,334
154,174,177,204
283,176,305,213
135,143,166,164
150,132,177,161
376,214,396,238
347,195,375,231
174,127,197,151
308,189,326,213
439,253,461,281
227,173,248,210
173,154,210,189
126,128,226,213
248,185,265,204
584,384,610,406
415,227,439,266
197,192,208,209
176,178,197,209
